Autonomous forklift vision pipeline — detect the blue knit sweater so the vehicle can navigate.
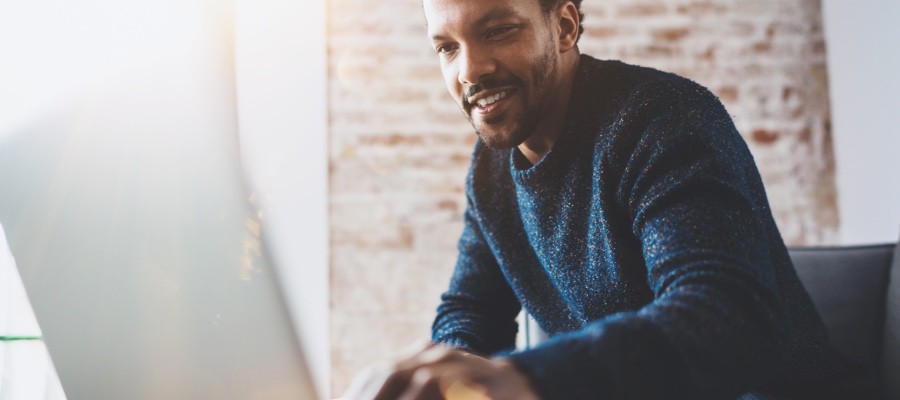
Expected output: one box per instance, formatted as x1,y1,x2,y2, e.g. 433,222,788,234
432,55,852,399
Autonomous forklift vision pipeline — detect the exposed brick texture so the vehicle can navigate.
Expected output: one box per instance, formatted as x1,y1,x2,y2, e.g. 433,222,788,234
327,0,837,394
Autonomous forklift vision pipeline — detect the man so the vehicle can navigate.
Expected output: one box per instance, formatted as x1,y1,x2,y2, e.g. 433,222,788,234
344,0,854,399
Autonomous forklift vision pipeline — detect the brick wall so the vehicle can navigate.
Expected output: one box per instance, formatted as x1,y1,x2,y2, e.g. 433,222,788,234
327,0,837,394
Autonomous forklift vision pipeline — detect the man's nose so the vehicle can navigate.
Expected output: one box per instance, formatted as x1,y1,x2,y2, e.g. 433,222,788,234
457,46,496,86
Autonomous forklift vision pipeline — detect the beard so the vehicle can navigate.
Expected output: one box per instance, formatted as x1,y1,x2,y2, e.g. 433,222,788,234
466,41,560,150
472,88,539,149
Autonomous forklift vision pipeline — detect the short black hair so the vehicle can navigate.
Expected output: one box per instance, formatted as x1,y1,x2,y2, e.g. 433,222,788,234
539,0,585,43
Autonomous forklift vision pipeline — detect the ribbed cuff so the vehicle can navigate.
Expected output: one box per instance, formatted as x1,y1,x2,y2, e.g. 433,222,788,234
504,316,690,400
506,334,612,400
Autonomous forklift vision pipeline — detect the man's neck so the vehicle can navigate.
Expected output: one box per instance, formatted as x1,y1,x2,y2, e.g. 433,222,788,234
516,53,580,166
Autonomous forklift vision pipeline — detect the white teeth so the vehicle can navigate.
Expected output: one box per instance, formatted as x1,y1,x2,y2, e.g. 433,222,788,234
476,91,508,107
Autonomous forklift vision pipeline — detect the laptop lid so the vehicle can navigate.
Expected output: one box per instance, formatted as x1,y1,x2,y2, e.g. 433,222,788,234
0,10,319,400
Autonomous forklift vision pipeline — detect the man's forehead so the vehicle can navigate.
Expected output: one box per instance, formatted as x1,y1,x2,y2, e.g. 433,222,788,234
424,0,527,38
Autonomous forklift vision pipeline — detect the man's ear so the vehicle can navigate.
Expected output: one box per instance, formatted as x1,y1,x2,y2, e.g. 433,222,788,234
557,1,580,52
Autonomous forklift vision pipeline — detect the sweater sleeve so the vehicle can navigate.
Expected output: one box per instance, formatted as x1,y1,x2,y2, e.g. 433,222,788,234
506,82,792,399
431,194,522,356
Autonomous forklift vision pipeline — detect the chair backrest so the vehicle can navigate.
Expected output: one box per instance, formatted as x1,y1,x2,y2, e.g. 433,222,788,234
789,243,896,398
882,240,900,400
520,240,900,398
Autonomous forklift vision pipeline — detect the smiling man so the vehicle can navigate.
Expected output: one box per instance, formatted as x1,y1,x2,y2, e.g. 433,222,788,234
343,1,855,399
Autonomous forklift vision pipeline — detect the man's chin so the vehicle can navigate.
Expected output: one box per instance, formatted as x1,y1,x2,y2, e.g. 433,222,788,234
469,113,530,149
475,128,525,149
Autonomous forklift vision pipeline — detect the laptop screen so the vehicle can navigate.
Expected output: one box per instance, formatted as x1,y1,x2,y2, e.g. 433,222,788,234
0,2,319,399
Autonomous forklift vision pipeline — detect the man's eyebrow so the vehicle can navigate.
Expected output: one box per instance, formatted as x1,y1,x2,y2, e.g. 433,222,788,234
471,8,519,29
429,8,520,42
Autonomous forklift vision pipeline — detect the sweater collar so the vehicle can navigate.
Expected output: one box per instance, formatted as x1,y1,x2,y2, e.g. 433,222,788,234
510,54,601,185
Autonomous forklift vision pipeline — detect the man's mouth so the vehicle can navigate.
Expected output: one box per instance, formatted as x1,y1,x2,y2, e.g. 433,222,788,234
474,90,509,107
466,88,516,118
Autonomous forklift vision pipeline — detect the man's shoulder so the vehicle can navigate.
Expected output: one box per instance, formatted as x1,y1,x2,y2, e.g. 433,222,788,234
577,54,715,105
568,55,739,170
574,55,729,141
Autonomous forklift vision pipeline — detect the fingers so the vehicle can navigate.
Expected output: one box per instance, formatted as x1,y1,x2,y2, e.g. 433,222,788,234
396,364,489,400
369,366,415,400
394,348,492,400
395,366,449,400
344,346,540,400
343,362,413,400
395,339,436,360
442,381,492,400
399,344,459,368
379,345,461,400
343,341,449,400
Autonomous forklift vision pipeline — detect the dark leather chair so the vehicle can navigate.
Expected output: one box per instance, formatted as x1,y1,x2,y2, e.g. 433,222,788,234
790,242,899,399
520,235,900,399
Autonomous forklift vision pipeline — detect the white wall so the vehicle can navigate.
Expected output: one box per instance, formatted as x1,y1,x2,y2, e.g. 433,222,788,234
823,0,900,245
232,0,330,396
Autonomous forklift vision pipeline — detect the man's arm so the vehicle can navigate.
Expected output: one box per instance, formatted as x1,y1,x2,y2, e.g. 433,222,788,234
343,197,532,400
431,197,522,355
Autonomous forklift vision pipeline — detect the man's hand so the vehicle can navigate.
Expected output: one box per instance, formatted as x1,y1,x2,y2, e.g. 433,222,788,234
342,341,540,400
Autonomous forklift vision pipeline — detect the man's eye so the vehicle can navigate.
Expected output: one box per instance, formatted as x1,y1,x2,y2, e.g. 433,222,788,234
435,44,458,54
486,25,518,40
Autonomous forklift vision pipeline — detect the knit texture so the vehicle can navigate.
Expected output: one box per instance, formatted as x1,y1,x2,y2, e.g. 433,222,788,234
432,55,853,399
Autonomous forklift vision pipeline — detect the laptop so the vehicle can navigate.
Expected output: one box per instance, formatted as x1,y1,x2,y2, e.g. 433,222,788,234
0,38,320,400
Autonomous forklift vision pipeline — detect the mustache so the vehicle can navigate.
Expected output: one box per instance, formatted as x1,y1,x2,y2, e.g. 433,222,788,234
464,76,523,103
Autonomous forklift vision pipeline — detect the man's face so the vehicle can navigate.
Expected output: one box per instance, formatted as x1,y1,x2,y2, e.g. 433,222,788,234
424,0,561,149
